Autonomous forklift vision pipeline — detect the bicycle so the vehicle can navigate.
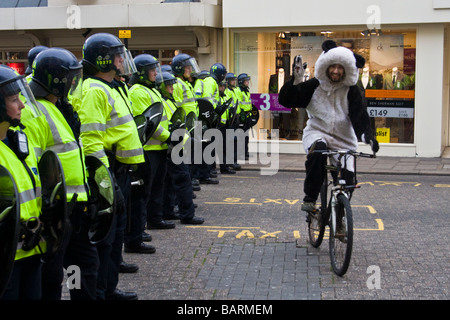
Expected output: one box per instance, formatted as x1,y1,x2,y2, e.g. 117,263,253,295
306,149,376,276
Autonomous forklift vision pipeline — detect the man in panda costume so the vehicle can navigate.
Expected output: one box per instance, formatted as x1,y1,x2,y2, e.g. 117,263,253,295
279,40,379,211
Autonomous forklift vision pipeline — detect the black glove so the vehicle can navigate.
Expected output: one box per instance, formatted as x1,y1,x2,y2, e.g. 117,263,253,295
364,134,379,153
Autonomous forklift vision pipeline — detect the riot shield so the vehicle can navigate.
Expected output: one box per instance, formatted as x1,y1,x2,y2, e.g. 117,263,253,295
197,98,215,129
212,98,232,128
185,111,197,135
85,156,116,245
215,98,232,119
142,102,163,144
134,114,148,145
243,104,260,131
38,150,68,263
169,107,186,132
0,165,20,298
227,101,239,128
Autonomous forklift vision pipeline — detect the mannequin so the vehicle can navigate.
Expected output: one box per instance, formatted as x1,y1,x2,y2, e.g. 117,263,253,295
277,68,285,91
361,67,370,89
297,67,310,140
383,66,404,90
269,67,291,138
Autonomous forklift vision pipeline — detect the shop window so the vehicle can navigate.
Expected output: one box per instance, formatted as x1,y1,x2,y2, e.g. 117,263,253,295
0,51,28,75
130,49,197,66
234,30,416,144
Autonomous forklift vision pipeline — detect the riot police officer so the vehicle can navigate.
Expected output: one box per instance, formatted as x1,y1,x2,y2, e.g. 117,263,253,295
128,54,176,232
237,73,253,160
80,32,145,300
157,71,204,225
0,65,45,300
28,47,98,300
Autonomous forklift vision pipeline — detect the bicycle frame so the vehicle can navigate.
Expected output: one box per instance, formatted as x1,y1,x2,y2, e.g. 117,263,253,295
325,150,374,219
307,149,376,275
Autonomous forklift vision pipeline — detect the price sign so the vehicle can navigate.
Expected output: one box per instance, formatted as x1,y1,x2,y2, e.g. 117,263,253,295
367,99,414,118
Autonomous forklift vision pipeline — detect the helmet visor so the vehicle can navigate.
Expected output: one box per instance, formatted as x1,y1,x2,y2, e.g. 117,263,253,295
184,57,201,77
113,47,137,76
0,77,41,123
151,62,162,83
66,69,83,111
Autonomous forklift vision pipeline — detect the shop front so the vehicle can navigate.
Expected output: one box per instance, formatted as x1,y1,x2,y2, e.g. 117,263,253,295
223,0,450,158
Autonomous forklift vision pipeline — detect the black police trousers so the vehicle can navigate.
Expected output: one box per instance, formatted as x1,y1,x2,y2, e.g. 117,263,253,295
164,158,195,221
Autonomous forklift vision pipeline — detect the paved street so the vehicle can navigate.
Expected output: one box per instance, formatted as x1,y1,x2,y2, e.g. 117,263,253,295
117,159,450,301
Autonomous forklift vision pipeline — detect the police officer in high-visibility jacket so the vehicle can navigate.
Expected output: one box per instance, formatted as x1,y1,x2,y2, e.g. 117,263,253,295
0,64,46,300
236,73,253,160
80,32,145,300
157,71,204,226
27,47,98,300
128,54,176,236
171,54,213,188
223,73,241,171
172,54,200,118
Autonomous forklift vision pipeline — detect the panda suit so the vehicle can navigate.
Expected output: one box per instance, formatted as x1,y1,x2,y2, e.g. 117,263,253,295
278,40,379,205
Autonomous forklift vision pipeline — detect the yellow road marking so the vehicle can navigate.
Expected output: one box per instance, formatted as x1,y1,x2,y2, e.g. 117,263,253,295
204,202,263,205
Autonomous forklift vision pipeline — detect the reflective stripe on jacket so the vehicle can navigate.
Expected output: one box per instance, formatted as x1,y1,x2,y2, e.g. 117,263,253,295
129,83,173,151
79,77,145,167
0,142,46,260
194,76,219,108
33,99,89,202
173,78,198,117
237,87,252,112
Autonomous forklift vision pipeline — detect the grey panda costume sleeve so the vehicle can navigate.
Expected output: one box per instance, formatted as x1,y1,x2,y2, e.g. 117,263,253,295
279,40,375,153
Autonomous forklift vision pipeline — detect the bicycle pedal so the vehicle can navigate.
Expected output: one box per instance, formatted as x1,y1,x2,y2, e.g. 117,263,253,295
334,233,347,243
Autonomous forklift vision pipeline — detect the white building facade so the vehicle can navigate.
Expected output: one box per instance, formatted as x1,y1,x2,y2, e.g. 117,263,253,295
1,0,450,157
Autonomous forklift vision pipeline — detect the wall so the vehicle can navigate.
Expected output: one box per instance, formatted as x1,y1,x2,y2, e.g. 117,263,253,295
223,0,450,28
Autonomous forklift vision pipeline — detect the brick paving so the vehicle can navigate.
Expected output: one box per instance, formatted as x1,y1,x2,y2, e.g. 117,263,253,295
62,153,450,301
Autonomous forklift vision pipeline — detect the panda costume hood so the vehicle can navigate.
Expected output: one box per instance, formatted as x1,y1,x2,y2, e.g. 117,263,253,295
315,40,360,89
278,39,372,153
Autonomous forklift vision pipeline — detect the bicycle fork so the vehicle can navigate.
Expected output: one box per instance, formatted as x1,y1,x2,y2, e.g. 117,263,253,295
330,189,349,241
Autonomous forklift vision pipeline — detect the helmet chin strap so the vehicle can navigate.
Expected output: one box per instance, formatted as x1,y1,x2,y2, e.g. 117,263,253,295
6,115,24,129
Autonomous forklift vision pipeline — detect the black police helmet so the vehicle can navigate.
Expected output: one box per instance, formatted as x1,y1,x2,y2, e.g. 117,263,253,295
210,63,227,83
82,33,125,74
29,48,82,98
0,65,25,126
25,45,48,75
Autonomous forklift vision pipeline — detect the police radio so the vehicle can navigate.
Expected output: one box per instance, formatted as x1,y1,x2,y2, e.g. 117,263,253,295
8,129,29,161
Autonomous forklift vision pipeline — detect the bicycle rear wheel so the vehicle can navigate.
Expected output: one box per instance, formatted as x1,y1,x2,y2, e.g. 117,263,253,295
307,180,328,248
329,193,353,276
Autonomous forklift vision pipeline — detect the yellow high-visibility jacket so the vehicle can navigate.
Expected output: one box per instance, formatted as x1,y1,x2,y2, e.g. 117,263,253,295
129,83,174,151
28,98,89,203
194,76,219,108
173,77,198,117
0,139,46,260
79,77,145,167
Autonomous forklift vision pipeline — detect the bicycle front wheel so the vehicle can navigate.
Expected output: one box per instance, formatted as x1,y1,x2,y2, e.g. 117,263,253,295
329,194,353,276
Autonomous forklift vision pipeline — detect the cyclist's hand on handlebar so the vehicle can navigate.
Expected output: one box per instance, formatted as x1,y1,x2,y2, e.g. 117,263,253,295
370,139,379,153
363,133,379,153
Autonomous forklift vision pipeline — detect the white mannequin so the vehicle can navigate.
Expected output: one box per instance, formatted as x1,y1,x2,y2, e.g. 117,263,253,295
392,66,399,88
277,68,285,93
361,67,370,89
